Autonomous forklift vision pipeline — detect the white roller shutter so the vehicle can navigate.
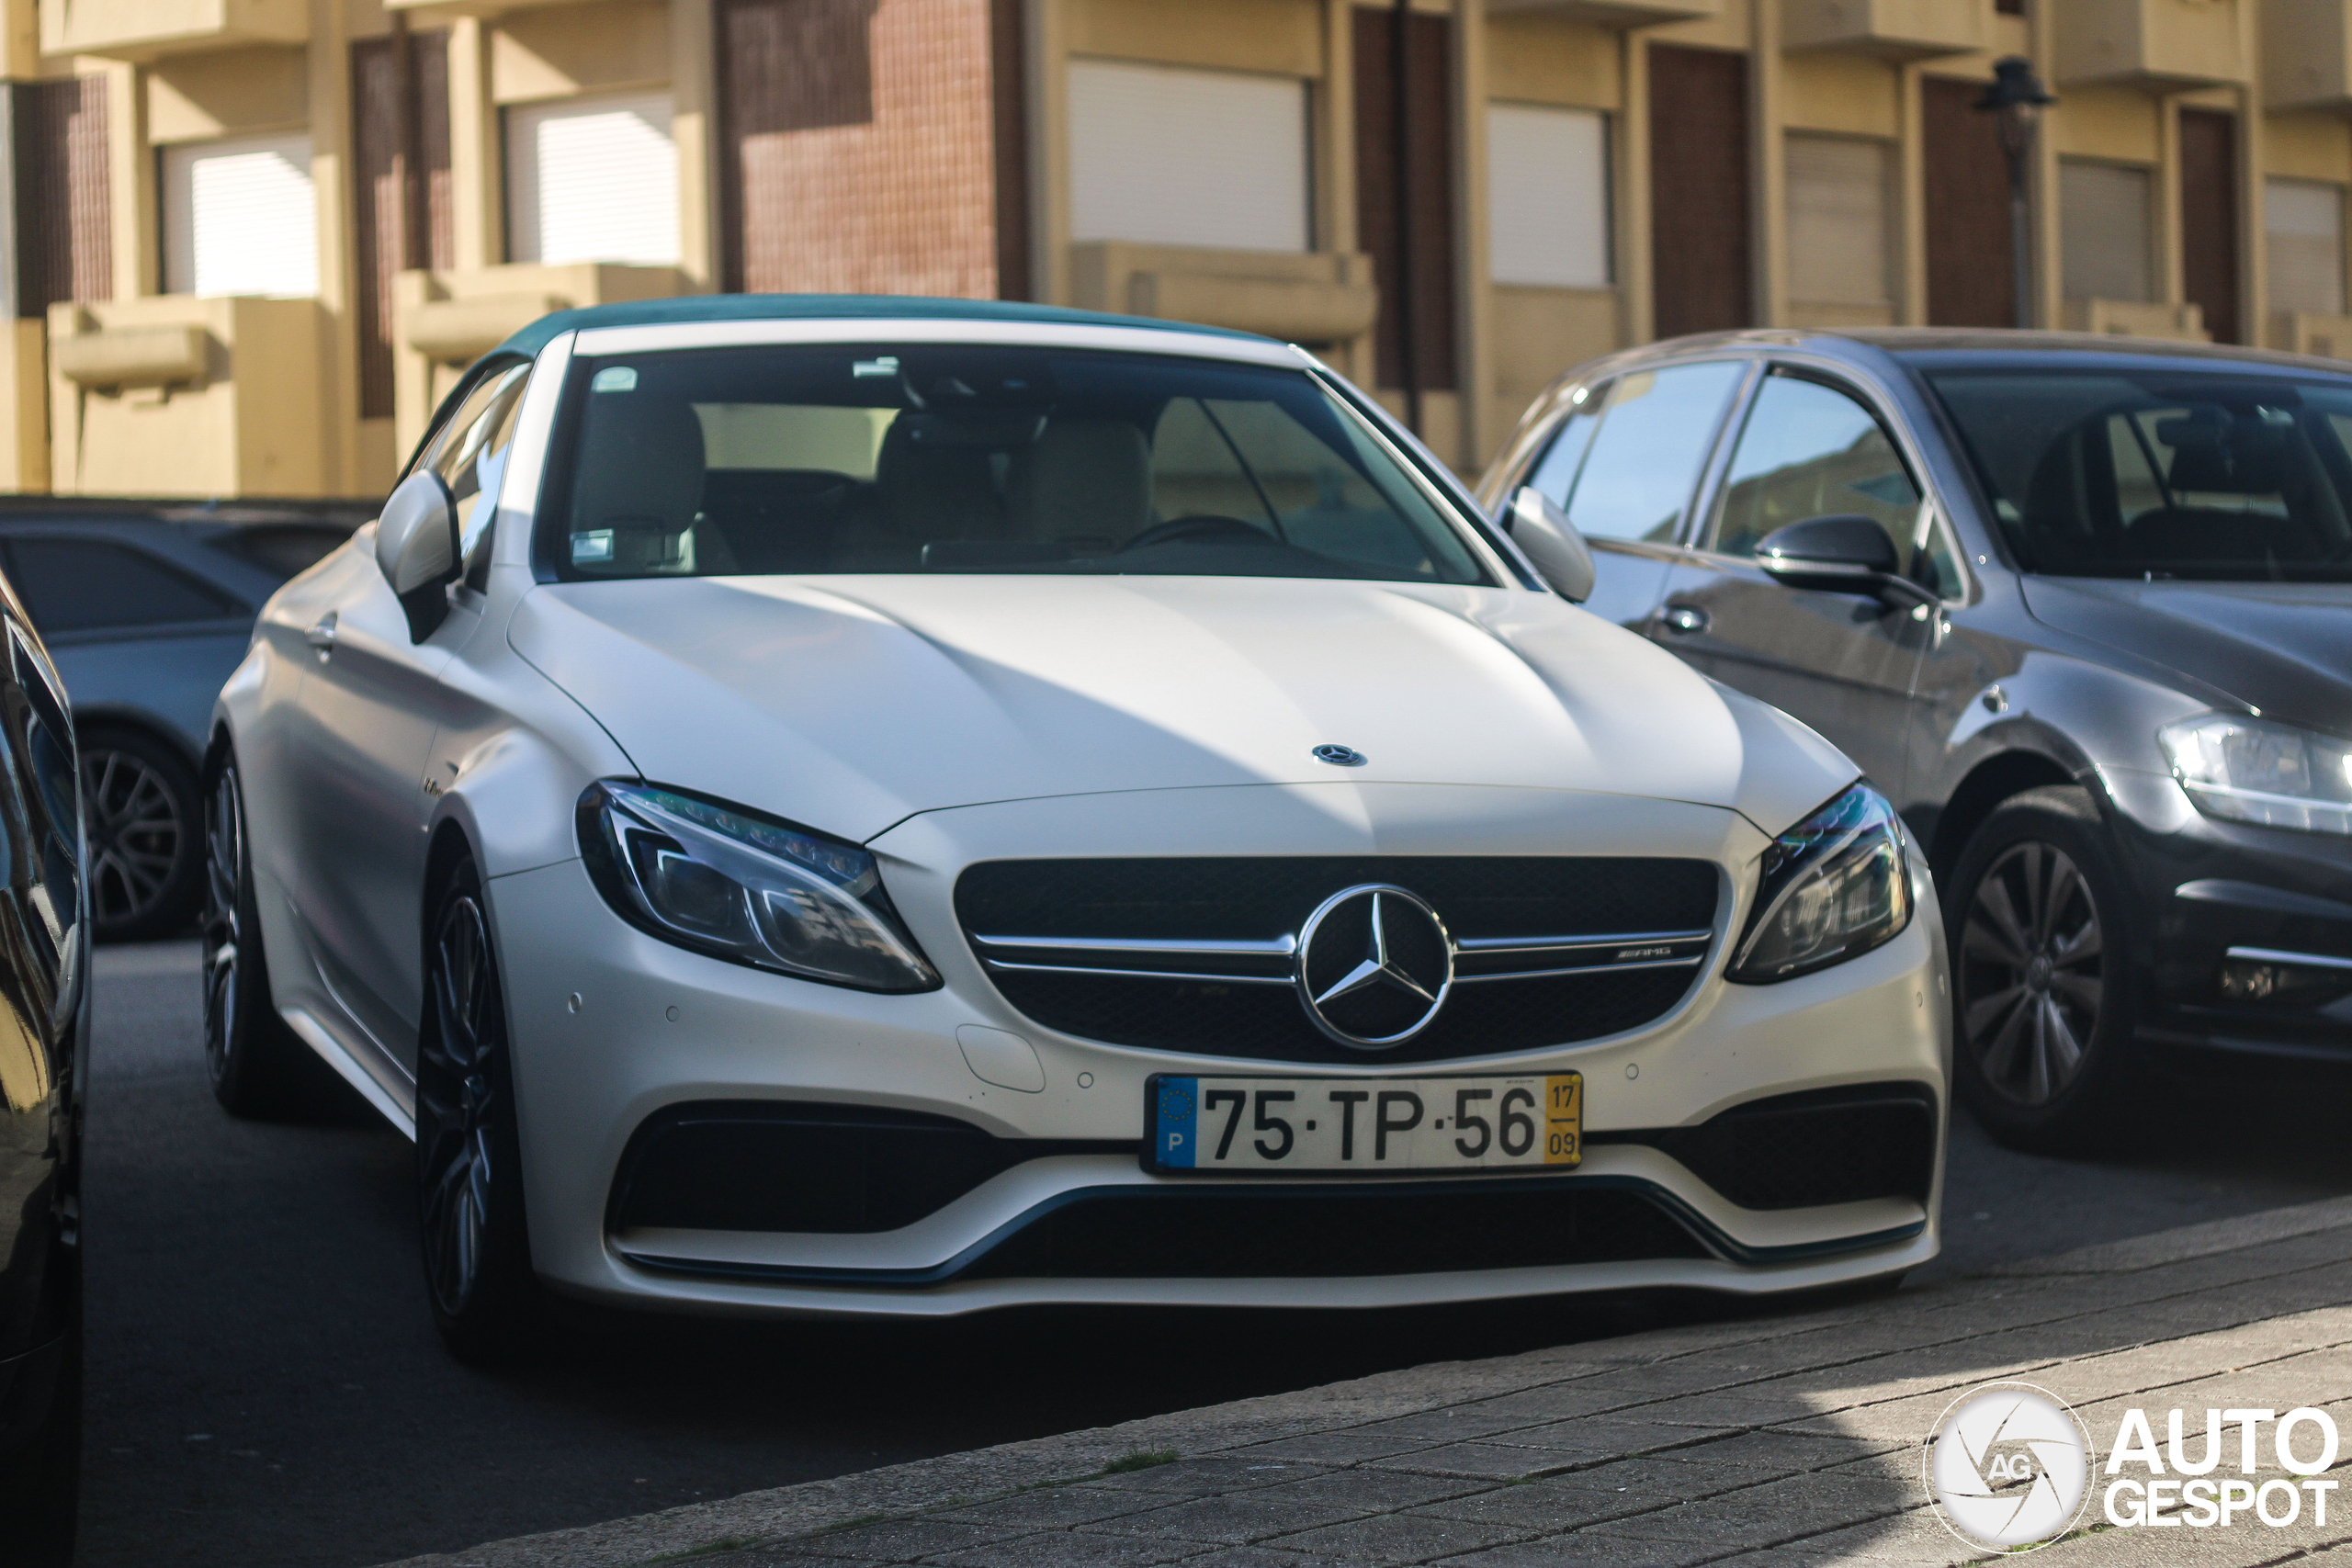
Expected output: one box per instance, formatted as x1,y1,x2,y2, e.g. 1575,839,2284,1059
1785,134,1888,306
1068,59,1308,252
160,133,317,298
2267,178,2346,318
505,92,679,265
1487,104,1610,288
2060,160,2154,302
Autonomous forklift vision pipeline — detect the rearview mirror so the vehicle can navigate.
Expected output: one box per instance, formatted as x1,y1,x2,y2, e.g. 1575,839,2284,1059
1503,486,1596,604
376,469,459,641
1755,514,1937,607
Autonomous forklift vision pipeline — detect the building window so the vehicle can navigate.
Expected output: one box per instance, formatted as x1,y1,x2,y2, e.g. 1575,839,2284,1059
160,132,317,298
1785,133,1889,308
1066,59,1309,253
1487,103,1608,289
2267,178,2346,319
2059,159,2153,302
504,91,679,266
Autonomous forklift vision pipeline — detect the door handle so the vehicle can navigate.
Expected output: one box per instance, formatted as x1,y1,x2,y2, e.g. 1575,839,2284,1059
304,613,338,660
1660,604,1710,636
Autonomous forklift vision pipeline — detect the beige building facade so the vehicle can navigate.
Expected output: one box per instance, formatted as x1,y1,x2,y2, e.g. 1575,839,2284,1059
7,0,2352,496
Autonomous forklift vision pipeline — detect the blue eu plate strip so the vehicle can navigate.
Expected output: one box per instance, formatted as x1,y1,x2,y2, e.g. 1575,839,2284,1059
1155,1077,1198,1168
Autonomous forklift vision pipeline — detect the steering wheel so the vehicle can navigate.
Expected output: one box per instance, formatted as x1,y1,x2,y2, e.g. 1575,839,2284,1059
1120,515,1277,552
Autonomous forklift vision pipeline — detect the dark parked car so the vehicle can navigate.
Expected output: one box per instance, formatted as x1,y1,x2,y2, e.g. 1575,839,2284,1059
0,567,87,1565
1480,330,2352,1149
0,502,361,942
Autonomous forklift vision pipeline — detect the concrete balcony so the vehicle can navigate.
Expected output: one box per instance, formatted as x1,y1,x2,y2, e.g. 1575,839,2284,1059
2062,298,2211,341
2054,0,2249,90
2264,1,2352,112
2275,310,2352,358
1486,0,1722,26
47,296,327,497
392,261,687,453
1068,243,1379,348
1782,0,1990,60
40,0,304,60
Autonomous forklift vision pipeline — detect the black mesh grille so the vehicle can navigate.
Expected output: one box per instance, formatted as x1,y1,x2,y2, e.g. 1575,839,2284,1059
1592,1085,1938,1211
956,857,1721,1064
607,1101,1131,1234
964,1183,1709,1280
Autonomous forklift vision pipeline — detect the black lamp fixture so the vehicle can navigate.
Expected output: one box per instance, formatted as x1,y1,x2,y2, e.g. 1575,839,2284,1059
1974,56,2055,331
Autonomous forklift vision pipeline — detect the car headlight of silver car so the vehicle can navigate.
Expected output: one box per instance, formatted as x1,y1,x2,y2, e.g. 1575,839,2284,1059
577,781,940,992
1728,783,1913,984
2159,714,2352,836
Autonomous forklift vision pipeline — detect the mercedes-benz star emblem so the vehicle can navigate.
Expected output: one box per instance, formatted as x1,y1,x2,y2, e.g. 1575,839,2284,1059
1311,744,1367,767
1295,884,1453,1048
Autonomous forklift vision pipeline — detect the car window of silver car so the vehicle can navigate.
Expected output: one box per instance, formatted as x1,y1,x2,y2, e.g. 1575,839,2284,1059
418,364,532,592
1705,371,1935,579
538,344,1492,586
1538,362,1747,545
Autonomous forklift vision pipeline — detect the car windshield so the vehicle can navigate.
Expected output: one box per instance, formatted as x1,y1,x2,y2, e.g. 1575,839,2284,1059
1923,367,2352,581
540,344,1490,585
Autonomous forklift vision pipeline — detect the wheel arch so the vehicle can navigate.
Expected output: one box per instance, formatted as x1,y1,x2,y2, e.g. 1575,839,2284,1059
1928,750,2082,882
75,708,203,773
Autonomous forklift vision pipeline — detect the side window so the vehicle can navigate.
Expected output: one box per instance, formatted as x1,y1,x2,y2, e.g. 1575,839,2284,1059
1709,372,1922,567
1522,386,1608,513
4,539,243,634
417,363,533,591
1557,361,1747,543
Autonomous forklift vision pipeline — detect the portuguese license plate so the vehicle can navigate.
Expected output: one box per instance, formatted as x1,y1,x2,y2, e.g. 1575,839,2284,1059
1146,1072,1582,1175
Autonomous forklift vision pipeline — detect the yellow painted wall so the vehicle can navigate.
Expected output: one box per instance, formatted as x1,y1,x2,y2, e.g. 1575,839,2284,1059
1066,0,1323,78
1486,14,1619,110
147,43,307,140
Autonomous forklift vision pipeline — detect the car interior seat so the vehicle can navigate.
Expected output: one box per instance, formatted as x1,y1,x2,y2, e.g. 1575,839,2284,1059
571,398,736,574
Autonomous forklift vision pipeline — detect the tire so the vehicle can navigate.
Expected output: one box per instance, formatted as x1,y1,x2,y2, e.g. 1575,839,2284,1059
83,727,203,942
1945,784,2140,1153
204,750,332,1119
416,856,547,1364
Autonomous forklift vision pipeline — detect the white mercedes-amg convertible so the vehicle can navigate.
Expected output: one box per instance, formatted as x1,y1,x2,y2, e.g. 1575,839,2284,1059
205,296,1947,1360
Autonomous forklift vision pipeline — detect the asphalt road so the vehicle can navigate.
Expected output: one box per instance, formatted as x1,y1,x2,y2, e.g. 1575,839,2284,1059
77,939,2352,1568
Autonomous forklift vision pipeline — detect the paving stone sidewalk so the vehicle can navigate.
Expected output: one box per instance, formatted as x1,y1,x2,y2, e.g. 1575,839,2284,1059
386,1198,2352,1568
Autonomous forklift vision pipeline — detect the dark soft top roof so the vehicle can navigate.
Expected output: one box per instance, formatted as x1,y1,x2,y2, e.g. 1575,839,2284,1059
493,293,1265,358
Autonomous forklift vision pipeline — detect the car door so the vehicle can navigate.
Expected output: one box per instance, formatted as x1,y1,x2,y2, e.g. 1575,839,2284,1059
1513,360,1752,630
276,364,531,1074
1651,366,1939,797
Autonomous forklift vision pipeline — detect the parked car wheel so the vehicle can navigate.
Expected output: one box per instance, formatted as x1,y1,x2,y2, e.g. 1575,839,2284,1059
1947,785,2140,1151
416,855,546,1364
204,751,327,1118
83,726,202,942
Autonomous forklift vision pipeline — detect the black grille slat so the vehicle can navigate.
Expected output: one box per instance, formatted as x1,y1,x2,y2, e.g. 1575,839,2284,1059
1589,1085,1938,1211
963,1184,1709,1280
956,857,1720,1064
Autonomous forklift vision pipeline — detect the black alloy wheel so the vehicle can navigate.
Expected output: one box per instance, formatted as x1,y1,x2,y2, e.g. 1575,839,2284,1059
416,856,544,1363
202,752,320,1117
1947,784,2139,1151
84,729,203,941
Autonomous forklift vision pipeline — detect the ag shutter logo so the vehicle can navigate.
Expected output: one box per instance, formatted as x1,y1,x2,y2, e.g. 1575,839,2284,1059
1923,1382,2093,1551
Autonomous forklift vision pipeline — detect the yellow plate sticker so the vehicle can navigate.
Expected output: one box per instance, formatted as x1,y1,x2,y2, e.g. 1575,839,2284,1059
1544,1073,1583,1167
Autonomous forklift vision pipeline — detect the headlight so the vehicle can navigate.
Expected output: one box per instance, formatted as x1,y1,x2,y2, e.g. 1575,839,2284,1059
1728,784,1913,984
2159,714,2352,836
577,781,939,992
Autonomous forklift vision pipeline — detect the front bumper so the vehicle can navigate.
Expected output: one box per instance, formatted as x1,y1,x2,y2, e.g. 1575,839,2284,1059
489,784,1949,1319
2106,768,2352,1066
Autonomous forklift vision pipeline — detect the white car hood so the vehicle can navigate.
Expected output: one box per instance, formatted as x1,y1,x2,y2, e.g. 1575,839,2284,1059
509,574,1856,842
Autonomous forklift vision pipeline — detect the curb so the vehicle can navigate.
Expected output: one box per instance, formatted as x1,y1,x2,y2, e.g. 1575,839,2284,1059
376,1192,2352,1568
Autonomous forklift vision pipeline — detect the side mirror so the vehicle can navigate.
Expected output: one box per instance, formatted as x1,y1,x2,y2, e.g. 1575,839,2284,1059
1503,486,1596,604
1755,514,1938,607
376,469,458,641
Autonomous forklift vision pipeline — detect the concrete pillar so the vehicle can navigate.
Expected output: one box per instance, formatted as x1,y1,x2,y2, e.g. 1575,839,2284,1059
671,0,719,290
